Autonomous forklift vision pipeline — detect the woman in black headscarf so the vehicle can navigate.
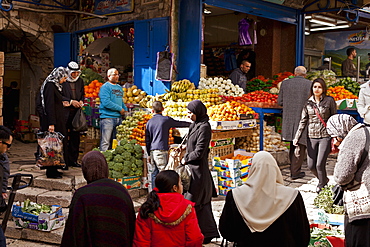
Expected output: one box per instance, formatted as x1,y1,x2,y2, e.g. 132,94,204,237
183,100,219,244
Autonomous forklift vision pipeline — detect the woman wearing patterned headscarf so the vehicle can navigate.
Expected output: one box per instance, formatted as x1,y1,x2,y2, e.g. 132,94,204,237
38,67,68,178
183,100,219,244
326,114,358,148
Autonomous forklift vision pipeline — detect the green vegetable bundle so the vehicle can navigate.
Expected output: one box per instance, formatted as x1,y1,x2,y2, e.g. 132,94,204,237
246,79,273,93
22,199,52,215
103,138,144,178
313,185,344,215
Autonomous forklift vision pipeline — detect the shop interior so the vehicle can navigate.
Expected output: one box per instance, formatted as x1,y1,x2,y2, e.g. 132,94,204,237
202,4,296,79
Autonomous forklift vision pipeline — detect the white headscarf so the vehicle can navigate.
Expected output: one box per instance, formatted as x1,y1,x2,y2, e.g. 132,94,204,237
232,151,298,232
40,67,67,115
65,61,81,82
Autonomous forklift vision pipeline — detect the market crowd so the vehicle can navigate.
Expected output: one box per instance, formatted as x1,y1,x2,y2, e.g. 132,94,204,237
2,62,368,247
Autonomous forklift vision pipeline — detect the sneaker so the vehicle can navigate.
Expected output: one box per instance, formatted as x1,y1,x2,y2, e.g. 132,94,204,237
291,172,305,180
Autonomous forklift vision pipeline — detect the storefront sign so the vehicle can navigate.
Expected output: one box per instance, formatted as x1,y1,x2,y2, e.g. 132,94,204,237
324,30,370,75
81,0,133,17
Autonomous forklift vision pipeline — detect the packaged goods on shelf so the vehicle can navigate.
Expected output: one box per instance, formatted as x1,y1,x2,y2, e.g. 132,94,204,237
209,119,257,130
236,122,287,152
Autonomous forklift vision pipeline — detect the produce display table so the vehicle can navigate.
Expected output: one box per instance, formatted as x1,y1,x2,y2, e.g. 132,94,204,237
251,107,282,151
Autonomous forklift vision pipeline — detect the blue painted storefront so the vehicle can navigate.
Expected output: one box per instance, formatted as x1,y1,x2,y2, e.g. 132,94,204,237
54,0,304,95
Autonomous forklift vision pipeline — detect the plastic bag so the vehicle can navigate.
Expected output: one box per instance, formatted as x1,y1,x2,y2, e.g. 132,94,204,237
165,146,186,171
175,165,191,191
72,108,88,132
36,131,65,167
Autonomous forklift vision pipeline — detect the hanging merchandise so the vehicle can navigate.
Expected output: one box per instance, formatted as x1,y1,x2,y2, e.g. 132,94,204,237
238,18,257,46
156,49,173,81
224,48,237,71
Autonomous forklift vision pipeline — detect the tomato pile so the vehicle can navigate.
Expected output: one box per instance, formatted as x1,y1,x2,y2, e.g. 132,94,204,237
272,72,294,88
243,90,279,103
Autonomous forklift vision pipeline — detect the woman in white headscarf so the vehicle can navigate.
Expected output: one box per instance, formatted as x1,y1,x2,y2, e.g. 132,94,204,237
219,151,310,246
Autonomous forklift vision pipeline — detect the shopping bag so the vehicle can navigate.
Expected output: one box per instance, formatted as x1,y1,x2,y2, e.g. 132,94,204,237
36,131,65,167
165,146,186,171
175,164,191,191
72,108,88,132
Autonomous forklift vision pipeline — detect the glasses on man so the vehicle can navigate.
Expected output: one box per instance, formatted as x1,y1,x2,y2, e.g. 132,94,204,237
0,141,11,148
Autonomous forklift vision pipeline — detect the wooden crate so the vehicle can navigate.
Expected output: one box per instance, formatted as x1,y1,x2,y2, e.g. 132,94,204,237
212,129,253,140
209,144,234,162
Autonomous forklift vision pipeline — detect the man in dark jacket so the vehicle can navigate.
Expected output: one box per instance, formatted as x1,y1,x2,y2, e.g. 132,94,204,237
62,61,85,168
145,101,190,189
278,66,311,179
341,47,357,77
229,60,251,93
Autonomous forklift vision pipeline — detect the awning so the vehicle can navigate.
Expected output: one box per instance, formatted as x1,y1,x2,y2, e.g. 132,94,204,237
83,37,120,55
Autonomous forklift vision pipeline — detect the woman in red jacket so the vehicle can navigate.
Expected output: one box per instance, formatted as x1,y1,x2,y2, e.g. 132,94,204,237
133,170,204,247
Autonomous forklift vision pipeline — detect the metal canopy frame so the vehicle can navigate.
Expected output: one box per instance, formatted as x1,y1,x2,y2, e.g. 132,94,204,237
0,0,76,12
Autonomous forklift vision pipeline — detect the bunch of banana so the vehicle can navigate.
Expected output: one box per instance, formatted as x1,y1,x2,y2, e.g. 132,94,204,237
163,91,188,101
171,79,195,93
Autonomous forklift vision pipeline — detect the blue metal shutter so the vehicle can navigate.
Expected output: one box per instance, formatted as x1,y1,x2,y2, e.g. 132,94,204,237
134,17,170,95
54,33,72,67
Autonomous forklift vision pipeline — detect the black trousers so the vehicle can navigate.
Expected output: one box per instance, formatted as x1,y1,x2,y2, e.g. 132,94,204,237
66,109,81,166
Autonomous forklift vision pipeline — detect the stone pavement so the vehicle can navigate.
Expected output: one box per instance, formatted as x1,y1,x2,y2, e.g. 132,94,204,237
2,140,339,246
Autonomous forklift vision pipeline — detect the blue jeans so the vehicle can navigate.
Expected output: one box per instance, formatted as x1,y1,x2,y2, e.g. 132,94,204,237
100,118,122,151
150,150,169,188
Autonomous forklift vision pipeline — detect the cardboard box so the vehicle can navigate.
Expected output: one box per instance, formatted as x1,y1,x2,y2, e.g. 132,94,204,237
28,114,40,130
0,52,3,64
218,176,242,187
209,119,257,130
0,64,3,77
21,132,37,142
209,138,234,148
12,204,63,223
115,176,141,190
14,216,65,231
214,166,242,178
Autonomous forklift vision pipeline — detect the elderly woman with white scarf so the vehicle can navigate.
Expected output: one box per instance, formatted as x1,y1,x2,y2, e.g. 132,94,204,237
326,114,370,247
219,151,310,246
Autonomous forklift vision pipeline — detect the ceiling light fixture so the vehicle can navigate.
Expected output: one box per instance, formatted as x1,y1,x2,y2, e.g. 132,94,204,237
204,8,211,14
310,24,350,32
309,18,337,27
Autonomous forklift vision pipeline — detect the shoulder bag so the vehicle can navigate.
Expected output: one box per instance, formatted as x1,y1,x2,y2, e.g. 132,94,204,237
313,106,339,154
164,133,191,190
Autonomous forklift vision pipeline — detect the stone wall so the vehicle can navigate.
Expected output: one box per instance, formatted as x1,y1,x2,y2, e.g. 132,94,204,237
76,0,171,31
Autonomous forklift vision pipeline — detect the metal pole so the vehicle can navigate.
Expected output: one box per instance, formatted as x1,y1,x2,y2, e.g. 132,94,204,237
357,56,360,82
329,57,332,71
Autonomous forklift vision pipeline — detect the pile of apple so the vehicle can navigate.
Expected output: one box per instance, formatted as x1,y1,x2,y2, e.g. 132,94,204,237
163,101,190,119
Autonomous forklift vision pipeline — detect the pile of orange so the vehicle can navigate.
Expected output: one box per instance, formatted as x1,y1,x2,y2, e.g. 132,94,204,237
231,154,253,161
208,101,255,121
327,86,358,101
84,80,103,98
129,114,152,146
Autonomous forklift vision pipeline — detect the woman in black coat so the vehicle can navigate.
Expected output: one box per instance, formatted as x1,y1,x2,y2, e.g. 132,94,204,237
184,100,219,244
219,151,310,247
38,67,68,178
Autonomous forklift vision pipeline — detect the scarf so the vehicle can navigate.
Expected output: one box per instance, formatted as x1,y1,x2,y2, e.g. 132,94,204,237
187,100,209,123
66,61,81,83
232,151,298,232
40,67,67,115
81,151,109,184
326,114,358,139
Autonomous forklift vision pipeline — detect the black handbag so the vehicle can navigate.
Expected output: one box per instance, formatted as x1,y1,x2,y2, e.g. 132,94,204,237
0,198,7,214
72,108,88,132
